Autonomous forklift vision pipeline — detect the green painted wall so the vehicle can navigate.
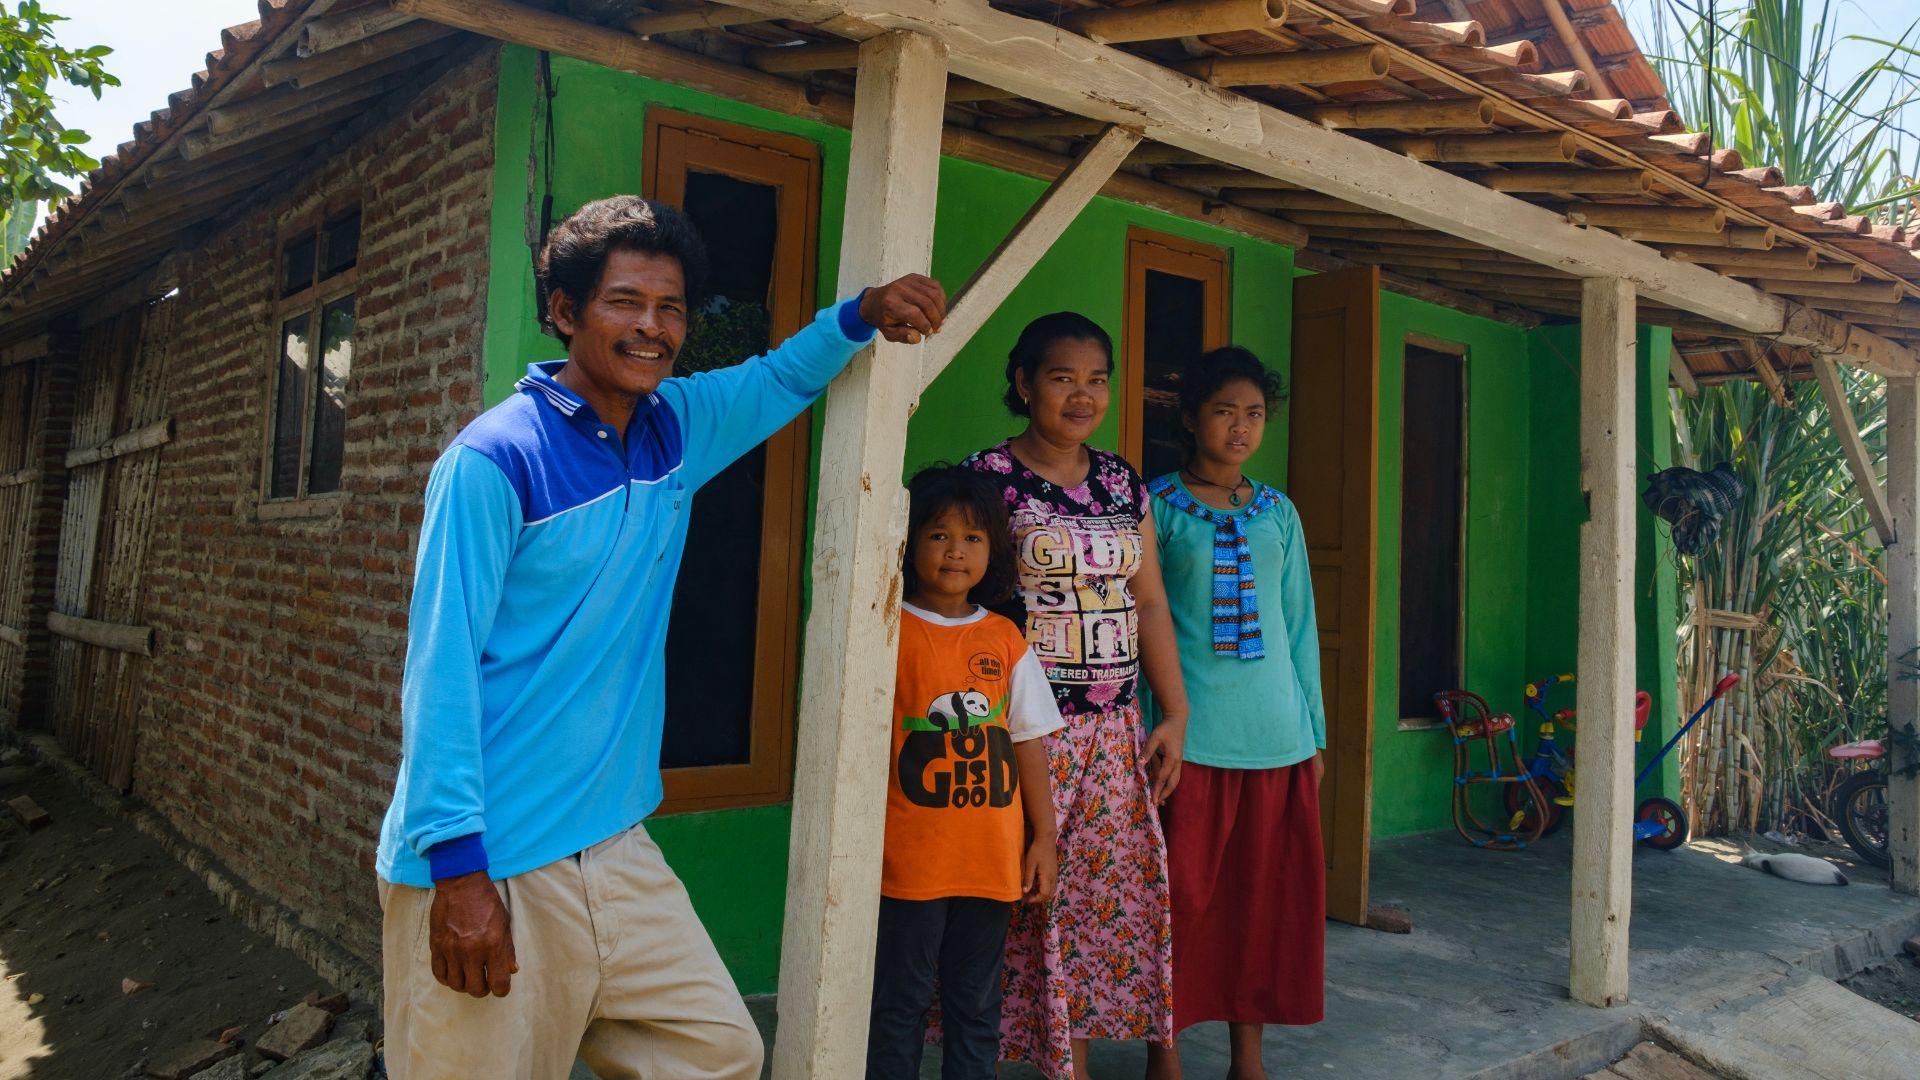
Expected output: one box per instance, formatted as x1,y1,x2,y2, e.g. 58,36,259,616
483,47,1297,993
1367,292,1537,837
1523,324,1681,804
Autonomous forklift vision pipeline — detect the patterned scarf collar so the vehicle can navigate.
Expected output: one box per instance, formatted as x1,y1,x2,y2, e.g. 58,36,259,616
1148,474,1281,661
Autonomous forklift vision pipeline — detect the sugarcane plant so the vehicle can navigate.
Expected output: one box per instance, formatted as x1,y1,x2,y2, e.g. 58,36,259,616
1640,0,1918,835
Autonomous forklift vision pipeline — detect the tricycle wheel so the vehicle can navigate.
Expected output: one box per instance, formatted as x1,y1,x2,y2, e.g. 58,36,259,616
1636,796,1687,850
1832,770,1891,869
1504,778,1565,836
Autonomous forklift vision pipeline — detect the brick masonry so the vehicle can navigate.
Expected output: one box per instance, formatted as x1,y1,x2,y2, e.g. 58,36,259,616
110,49,500,964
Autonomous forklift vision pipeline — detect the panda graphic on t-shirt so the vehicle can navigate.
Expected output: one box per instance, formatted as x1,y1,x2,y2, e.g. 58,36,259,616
898,687,1016,810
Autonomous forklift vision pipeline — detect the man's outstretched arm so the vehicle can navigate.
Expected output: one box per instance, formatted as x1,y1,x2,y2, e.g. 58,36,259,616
664,274,946,490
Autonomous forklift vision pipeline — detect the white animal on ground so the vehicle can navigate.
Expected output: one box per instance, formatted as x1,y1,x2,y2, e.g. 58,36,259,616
1742,849,1849,886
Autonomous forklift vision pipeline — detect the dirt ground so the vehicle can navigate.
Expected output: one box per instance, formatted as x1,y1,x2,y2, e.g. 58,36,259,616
1843,954,1920,1021
0,755,355,1080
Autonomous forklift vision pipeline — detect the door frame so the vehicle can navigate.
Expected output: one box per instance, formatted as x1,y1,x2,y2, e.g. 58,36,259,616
642,109,822,813
1119,227,1229,468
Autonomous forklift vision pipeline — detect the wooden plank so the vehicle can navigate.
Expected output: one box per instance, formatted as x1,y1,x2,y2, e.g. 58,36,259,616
1742,340,1790,408
0,334,52,368
1890,376,1920,897
919,124,1140,392
0,624,24,648
716,0,1920,375
1605,1041,1722,1080
770,30,946,1080
1289,266,1380,925
1571,276,1638,1007
1667,343,1699,397
46,611,154,656
64,418,172,469
1812,356,1894,547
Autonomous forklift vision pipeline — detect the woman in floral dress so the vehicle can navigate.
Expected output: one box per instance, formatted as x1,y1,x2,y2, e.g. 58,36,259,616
963,311,1192,1080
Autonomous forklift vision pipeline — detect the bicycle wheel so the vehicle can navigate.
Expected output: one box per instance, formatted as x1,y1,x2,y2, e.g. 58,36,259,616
1832,771,1891,869
1635,796,1687,850
1503,777,1565,837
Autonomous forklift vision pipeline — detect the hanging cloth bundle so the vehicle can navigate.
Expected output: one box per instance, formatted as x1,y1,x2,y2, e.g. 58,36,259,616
1640,463,1744,557
1148,476,1282,660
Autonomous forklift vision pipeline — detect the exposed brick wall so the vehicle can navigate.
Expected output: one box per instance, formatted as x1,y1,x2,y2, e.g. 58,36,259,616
130,48,499,964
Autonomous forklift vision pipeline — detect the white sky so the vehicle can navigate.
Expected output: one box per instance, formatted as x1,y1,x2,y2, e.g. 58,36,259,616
31,0,1920,204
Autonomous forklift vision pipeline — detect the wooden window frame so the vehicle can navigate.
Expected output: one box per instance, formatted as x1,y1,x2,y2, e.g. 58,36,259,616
642,109,822,814
1395,333,1470,732
260,199,361,511
1120,227,1231,469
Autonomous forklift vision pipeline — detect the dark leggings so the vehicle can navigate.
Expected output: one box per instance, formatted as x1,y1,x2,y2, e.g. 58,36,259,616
865,895,1013,1080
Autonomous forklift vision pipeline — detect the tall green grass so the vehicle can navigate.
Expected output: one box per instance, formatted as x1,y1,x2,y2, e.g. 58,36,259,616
1645,0,1916,833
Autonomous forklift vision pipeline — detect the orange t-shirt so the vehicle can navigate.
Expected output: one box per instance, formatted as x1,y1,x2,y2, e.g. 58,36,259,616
882,603,1066,902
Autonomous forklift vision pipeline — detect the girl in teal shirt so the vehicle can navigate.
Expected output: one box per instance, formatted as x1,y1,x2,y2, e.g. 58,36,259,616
1146,347,1326,1080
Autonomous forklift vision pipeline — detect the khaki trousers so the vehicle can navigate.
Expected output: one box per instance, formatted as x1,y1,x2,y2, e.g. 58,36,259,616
380,823,763,1080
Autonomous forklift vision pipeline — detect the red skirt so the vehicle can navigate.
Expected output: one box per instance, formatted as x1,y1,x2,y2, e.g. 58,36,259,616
1161,759,1325,1031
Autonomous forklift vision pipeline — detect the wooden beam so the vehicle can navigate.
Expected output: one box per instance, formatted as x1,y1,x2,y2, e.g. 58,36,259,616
1178,45,1390,87
1743,339,1790,408
1753,278,1906,305
921,125,1141,392
1886,376,1920,895
1154,166,1299,190
626,3,765,34
1667,341,1699,396
1561,204,1725,233
771,30,945,1080
0,333,52,368
1295,98,1493,129
1661,245,1815,271
748,42,860,72
65,418,173,469
260,19,458,88
1476,169,1651,195
205,51,419,134
298,3,413,56
46,611,154,656
0,625,23,649
1570,276,1637,1008
1063,0,1289,44
1375,132,1578,162
183,73,413,160
1812,356,1894,547
1622,227,1777,250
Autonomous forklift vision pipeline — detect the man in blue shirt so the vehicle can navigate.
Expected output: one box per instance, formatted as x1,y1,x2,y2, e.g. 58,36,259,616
375,196,945,1080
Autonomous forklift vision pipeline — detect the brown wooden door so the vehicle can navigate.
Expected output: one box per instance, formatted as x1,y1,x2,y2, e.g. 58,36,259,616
1288,266,1379,925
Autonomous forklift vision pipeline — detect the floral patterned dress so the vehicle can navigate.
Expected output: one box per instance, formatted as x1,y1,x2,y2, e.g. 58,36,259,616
963,441,1175,1078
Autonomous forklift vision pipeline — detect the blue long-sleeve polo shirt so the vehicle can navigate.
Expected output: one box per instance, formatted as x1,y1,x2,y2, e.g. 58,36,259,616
375,298,874,887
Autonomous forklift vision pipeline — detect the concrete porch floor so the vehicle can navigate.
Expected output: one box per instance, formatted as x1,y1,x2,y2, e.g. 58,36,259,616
738,830,1920,1079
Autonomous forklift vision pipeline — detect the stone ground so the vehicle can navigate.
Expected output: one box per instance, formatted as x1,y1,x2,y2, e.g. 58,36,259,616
0,754,372,1080
9,748,1920,1080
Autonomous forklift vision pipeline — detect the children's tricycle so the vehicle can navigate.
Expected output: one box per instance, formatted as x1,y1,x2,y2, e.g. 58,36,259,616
1442,672,1741,851
1433,688,1555,851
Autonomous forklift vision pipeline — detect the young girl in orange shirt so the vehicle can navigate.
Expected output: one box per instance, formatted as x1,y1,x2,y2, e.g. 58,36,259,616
866,466,1064,1080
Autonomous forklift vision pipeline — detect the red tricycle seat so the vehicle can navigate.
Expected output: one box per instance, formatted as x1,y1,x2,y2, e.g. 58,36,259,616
1829,739,1885,760
1634,691,1651,731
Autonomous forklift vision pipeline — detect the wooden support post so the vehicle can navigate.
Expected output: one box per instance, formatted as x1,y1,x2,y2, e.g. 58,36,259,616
1571,276,1637,1008
920,124,1141,391
1813,357,1894,547
1667,342,1698,397
771,30,946,1080
1888,377,1920,895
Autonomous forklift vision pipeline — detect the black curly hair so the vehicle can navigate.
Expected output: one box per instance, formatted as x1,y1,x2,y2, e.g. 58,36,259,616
1176,346,1285,458
1002,311,1113,416
534,196,710,346
902,465,1017,608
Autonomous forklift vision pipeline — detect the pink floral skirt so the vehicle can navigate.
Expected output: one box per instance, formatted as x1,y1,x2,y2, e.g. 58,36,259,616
999,702,1174,1078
